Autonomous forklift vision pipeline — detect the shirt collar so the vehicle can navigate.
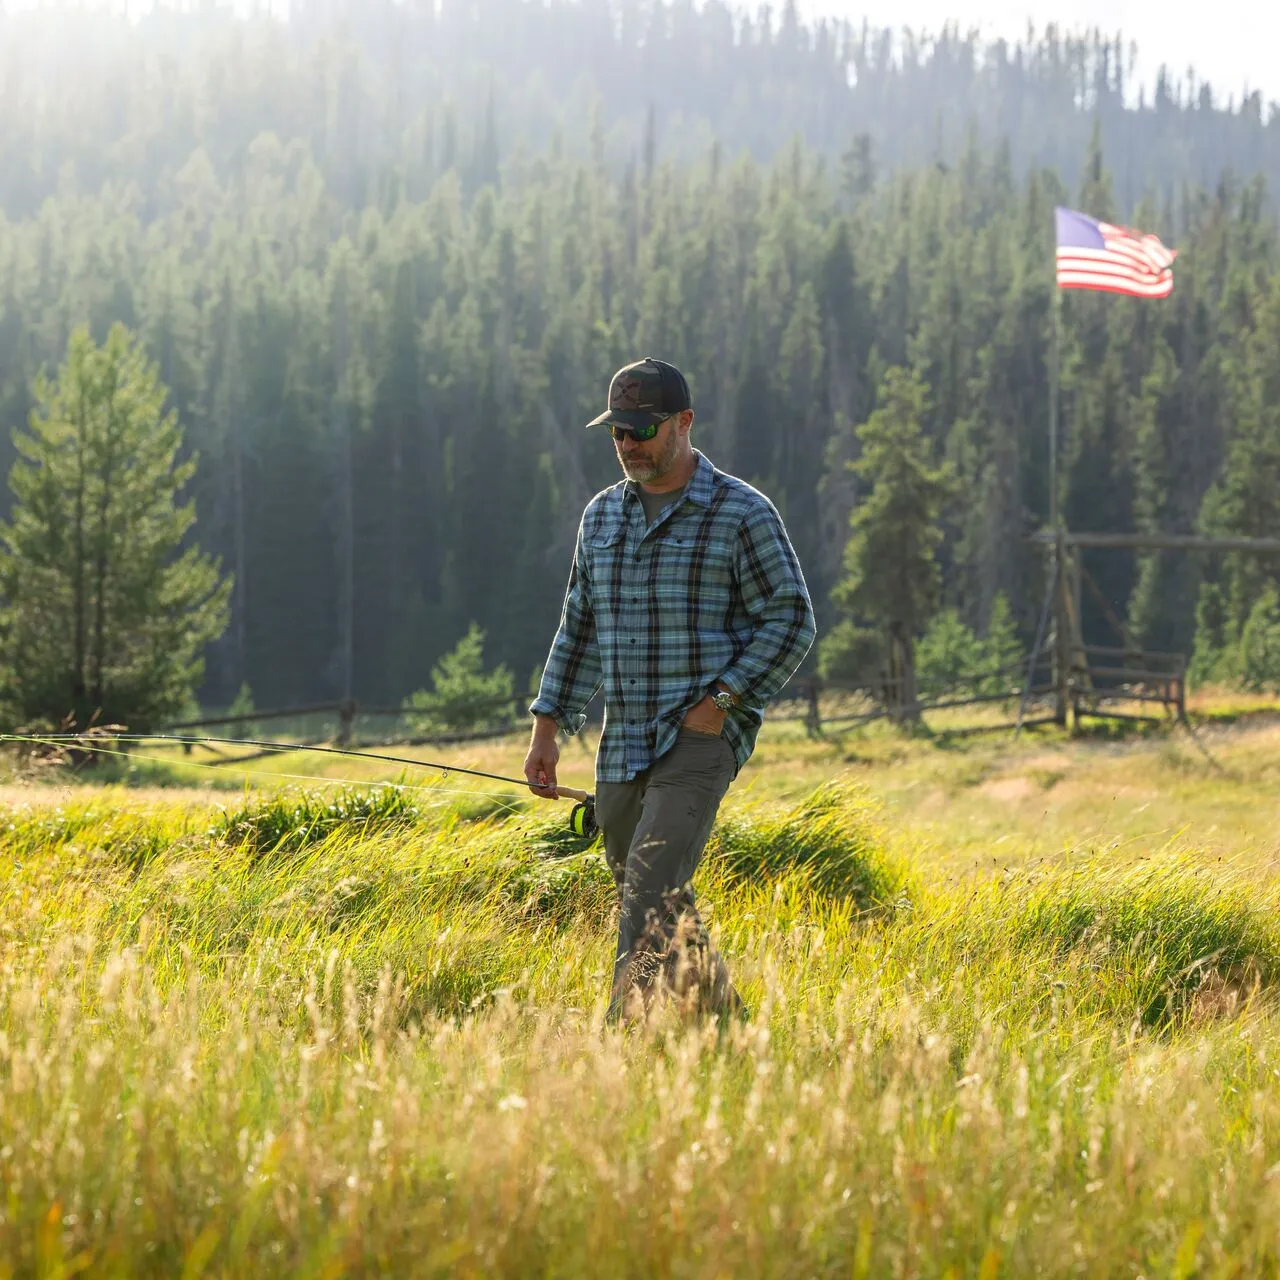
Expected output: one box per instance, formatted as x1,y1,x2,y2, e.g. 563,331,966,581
684,451,716,507
622,450,716,509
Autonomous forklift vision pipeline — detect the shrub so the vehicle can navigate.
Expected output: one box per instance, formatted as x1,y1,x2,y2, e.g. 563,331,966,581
211,786,422,855
918,859,1280,1028
707,782,911,912
915,596,1024,699
1238,586,1280,691
402,623,515,735
1189,582,1280,691
915,609,984,698
980,593,1025,694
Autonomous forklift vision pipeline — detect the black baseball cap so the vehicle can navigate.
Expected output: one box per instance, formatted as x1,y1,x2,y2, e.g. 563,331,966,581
585,357,693,430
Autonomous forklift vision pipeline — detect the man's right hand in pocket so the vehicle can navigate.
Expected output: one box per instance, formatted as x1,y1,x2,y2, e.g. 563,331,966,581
523,715,561,799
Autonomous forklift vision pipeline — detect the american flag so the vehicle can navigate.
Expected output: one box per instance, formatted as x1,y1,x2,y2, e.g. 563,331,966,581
1055,207,1176,298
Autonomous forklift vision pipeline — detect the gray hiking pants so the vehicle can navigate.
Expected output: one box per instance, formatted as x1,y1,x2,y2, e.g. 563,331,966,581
595,728,738,1019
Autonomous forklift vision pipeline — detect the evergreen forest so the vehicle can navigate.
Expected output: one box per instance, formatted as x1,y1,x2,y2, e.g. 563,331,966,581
2,0,1279,710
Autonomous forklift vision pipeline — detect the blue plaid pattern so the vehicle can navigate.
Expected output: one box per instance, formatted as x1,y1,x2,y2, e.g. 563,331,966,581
531,452,816,783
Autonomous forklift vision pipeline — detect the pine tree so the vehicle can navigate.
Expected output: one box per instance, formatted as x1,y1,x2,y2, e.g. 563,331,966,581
402,623,515,735
0,325,231,731
0,43,1276,712
826,367,954,720
1198,274,1280,635
1237,588,1280,692
916,609,983,697
1189,580,1230,687
981,593,1025,695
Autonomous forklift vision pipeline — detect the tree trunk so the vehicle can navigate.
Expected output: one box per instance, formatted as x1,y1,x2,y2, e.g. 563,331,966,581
72,378,89,706
339,411,354,701
232,379,246,683
90,374,120,713
331,280,355,703
887,623,919,725
221,295,247,689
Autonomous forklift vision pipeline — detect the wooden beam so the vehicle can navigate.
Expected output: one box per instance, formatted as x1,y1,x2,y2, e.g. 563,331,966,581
1082,644,1185,663
165,702,342,730
940,715,1058,739
1074,708,1168,725
1029,531,1280,554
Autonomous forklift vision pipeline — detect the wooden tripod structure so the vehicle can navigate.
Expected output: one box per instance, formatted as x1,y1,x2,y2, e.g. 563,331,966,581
1025,529,1280,728
1018,231,1280,733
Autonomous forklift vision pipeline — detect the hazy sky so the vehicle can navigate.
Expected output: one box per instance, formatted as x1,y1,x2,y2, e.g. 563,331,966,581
795,0,1278,106
7,0,1277,108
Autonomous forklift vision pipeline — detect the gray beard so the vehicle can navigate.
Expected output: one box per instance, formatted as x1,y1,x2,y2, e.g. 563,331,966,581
618,434,680,484
620,457,661,482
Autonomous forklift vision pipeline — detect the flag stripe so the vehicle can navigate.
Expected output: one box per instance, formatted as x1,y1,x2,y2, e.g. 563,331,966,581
1057,255,1172,278
1057,248,1160,272
1055,207,1175,297
1056,252,1167,283
1057,278,1174,299
1056,270,1174,298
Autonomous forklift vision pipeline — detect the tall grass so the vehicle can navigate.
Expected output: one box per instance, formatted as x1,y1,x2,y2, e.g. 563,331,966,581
1,781,1279,1274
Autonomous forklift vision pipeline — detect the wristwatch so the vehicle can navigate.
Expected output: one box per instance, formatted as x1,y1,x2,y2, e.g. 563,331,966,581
711,686,738,712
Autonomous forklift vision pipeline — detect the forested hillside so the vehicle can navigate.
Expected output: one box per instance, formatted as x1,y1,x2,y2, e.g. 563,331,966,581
0,0,1277,709
4,0,1280,213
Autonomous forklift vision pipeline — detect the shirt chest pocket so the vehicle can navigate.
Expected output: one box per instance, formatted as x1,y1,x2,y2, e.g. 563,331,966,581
651,523,736,608
584,524,626,585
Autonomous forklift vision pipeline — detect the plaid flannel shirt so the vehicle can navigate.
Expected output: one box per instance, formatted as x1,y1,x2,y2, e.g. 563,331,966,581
530,451,816,783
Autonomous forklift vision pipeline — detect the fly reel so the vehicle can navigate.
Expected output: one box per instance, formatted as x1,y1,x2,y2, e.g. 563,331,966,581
568,794,598,840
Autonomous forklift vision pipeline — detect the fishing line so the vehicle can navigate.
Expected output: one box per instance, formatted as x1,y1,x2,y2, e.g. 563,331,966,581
2,732,557,793
8,742,534,840
2,734,528,808
0,731,592,832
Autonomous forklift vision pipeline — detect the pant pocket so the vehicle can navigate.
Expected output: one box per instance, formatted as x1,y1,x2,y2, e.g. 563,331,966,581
664,729,736,790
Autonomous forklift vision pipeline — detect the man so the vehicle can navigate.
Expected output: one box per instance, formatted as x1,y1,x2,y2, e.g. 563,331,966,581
524,356,815,1020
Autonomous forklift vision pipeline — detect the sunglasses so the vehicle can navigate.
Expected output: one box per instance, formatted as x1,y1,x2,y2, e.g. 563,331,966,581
609,417,669,443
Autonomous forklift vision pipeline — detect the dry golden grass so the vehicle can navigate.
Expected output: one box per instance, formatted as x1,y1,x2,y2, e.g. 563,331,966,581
3,700,1280,1274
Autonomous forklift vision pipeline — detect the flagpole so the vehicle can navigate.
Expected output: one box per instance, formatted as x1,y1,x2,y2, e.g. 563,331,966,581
1048,264,1066,726
1048,283,1061,534
1028,206,1175,735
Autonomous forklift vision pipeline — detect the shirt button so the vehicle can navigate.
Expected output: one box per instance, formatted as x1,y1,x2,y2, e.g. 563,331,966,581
630,679,636,686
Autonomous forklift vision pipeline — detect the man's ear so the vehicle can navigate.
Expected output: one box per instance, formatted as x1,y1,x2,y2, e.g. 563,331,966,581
678,409,695,436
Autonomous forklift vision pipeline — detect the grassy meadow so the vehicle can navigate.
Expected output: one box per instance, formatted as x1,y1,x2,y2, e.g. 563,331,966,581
3,699,1280,1275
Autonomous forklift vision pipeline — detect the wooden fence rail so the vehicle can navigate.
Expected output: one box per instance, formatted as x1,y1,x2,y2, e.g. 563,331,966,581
161,640,1187,750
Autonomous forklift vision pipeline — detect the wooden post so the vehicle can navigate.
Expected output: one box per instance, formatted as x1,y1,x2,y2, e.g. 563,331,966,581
337,697,356,747
805,680,822,738
1053,528,1069,727
1071,547,1083,669
1066,545,1086,731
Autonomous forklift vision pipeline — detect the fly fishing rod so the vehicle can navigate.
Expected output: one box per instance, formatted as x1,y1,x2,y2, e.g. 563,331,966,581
0,731,600,838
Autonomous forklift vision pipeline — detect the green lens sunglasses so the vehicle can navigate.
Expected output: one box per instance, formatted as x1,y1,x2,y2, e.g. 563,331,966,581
609,418,667,443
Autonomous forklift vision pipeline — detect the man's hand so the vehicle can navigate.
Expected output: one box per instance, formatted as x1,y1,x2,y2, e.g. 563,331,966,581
523,715,562,798
681,693,727,736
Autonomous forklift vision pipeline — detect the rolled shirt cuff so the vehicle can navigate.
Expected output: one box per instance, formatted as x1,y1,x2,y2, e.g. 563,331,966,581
528,699,587,737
